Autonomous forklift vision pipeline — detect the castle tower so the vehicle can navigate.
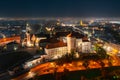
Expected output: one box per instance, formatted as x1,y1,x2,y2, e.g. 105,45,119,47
67,33,76,53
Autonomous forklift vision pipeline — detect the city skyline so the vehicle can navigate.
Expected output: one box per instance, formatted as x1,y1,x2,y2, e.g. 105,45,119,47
0,0,120,17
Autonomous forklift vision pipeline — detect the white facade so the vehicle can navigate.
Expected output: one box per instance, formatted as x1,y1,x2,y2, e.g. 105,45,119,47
82,42,91,53
76,39,82,52
45,46,67,59
44,37,92,60
67,37,76,53
58,36,82,52
44,32,92,59
26,32,31,47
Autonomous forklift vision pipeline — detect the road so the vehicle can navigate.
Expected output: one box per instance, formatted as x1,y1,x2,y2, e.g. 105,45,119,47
12,57,120,80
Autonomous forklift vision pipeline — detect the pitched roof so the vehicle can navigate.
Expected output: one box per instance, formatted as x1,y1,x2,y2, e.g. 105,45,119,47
6,41,19,45
67,32,84,38
35,32,50,38
46,41,67,49
40,38,60,43
82,36,89,42
55,31,70,37
90,37,98,42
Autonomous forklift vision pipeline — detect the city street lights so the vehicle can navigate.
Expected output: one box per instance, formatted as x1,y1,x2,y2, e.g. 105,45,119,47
25,71,36,79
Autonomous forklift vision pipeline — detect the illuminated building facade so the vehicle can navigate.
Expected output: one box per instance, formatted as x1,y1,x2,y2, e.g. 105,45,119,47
82,37,91,53
25,23,34,47
80,20,88,26
80,20,83,26
67,32,91,53
26,31,32,47
45,41,67,59
44,31,92,59
67,33,76,53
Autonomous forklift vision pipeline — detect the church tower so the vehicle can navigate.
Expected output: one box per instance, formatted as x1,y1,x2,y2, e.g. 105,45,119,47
26,23,31,47
26,23,31,32
80,20,83,26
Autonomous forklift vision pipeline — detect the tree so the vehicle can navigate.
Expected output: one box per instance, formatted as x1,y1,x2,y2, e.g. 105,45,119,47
82,60,89,69
95,44,107,59
99,61,105,68
108,61,112,67
55,52,76,66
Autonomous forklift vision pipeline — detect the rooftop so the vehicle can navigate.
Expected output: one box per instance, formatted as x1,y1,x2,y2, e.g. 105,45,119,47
55,31,70,37
67,32,84,38
40,38,60,43
46,41,67,49
82,36,89,42
35,32,50,38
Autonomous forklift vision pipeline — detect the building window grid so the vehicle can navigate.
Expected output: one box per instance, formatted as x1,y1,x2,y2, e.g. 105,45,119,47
84,44,89,53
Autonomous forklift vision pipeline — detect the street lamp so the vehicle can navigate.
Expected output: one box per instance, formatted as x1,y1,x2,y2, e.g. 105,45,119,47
25,71,36,79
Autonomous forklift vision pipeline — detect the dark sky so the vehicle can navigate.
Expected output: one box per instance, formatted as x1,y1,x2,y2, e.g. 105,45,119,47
0,0,120,17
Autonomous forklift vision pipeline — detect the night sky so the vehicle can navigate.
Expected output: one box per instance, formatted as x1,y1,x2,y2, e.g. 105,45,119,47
0,0,120,17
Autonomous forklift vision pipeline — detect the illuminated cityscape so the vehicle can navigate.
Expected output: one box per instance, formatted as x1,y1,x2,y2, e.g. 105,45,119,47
0,0,120,80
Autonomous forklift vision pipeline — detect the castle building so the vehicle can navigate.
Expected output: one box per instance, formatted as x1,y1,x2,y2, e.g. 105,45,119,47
43,31,92,59
55,31,70,43
45,41,67,59
82,36,91,53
